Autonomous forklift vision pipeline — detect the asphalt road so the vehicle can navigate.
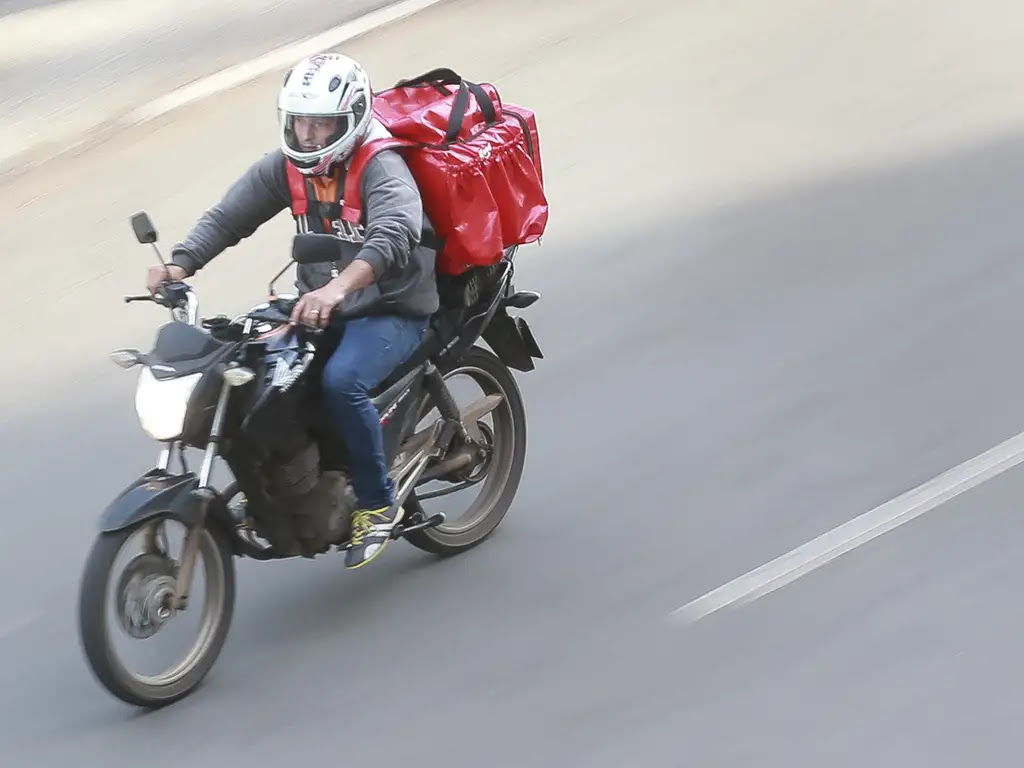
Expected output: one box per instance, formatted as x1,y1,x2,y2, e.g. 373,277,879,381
3,0,1024,764
0,0,63,15
0,0,400,170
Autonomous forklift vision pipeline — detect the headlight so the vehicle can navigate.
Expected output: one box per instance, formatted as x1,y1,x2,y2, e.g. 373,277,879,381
134,368,203,441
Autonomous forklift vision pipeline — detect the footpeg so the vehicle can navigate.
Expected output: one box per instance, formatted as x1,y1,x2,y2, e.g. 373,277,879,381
392,512,446,539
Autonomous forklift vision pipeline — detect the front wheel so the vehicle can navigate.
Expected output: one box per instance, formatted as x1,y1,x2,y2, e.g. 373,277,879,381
404,345,528,556
77,517,236,708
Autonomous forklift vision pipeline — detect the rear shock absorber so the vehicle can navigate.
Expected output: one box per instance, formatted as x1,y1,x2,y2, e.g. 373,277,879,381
423,362,464,448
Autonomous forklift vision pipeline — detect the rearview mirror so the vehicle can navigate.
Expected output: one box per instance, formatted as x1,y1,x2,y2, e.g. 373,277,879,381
131,212,158,244
291,233,341,265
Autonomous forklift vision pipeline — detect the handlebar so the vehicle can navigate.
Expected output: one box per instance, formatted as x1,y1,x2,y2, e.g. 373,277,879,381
246,297,325,336
124,281,200,326
125,283,322,338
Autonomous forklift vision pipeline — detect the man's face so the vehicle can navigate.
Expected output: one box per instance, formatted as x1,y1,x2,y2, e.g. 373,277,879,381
292,115,343,151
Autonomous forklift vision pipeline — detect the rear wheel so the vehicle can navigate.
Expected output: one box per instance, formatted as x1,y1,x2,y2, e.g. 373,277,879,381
403,345,527,556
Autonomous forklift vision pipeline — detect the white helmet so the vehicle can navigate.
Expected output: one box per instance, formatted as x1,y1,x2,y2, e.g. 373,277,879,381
277,53,374,176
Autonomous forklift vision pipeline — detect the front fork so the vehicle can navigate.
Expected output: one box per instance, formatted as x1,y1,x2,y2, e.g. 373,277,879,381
153,375,237,611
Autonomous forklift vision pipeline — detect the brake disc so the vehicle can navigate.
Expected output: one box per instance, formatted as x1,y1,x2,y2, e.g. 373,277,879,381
115,552,177,639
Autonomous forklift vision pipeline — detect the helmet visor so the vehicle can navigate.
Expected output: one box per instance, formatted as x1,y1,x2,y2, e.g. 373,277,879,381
281,113,352,155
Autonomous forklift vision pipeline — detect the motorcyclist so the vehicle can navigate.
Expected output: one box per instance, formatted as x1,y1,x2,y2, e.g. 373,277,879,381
145,52,440,569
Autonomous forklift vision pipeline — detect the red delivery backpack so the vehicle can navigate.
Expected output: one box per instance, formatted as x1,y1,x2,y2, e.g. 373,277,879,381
289,68,549,276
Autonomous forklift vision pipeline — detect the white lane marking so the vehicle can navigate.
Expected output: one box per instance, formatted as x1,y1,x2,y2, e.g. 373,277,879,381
669,429,1024,625
127,0,449,125
0,609,44,641
0,0,447,174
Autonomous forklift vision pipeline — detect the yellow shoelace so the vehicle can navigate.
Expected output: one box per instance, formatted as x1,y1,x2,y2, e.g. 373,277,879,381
350,507,390,546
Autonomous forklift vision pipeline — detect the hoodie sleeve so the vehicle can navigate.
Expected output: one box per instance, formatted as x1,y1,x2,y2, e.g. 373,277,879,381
170,150,291,275
352,151,424,280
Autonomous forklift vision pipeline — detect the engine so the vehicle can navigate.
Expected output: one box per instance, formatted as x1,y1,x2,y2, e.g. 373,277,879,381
226,325,357,556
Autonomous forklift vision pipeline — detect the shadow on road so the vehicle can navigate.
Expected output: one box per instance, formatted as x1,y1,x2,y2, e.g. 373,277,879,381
3,127,1024,764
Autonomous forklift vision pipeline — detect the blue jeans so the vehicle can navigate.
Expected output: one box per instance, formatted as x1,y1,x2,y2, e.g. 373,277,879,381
321,314,430,510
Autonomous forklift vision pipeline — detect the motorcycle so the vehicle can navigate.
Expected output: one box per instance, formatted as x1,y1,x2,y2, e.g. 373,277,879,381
77,211,543,708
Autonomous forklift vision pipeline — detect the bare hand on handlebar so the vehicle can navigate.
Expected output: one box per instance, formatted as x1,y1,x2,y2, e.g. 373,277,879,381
289,282,347,329
146,264,188,295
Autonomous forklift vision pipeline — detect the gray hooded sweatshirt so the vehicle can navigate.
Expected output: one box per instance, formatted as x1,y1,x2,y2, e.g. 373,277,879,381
170,124,440,319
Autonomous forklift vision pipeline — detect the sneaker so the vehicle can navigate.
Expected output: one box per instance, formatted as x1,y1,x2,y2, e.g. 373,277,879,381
344,504,405,569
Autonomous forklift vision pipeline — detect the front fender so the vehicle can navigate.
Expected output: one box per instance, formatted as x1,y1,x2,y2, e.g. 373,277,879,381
98,470,204,533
